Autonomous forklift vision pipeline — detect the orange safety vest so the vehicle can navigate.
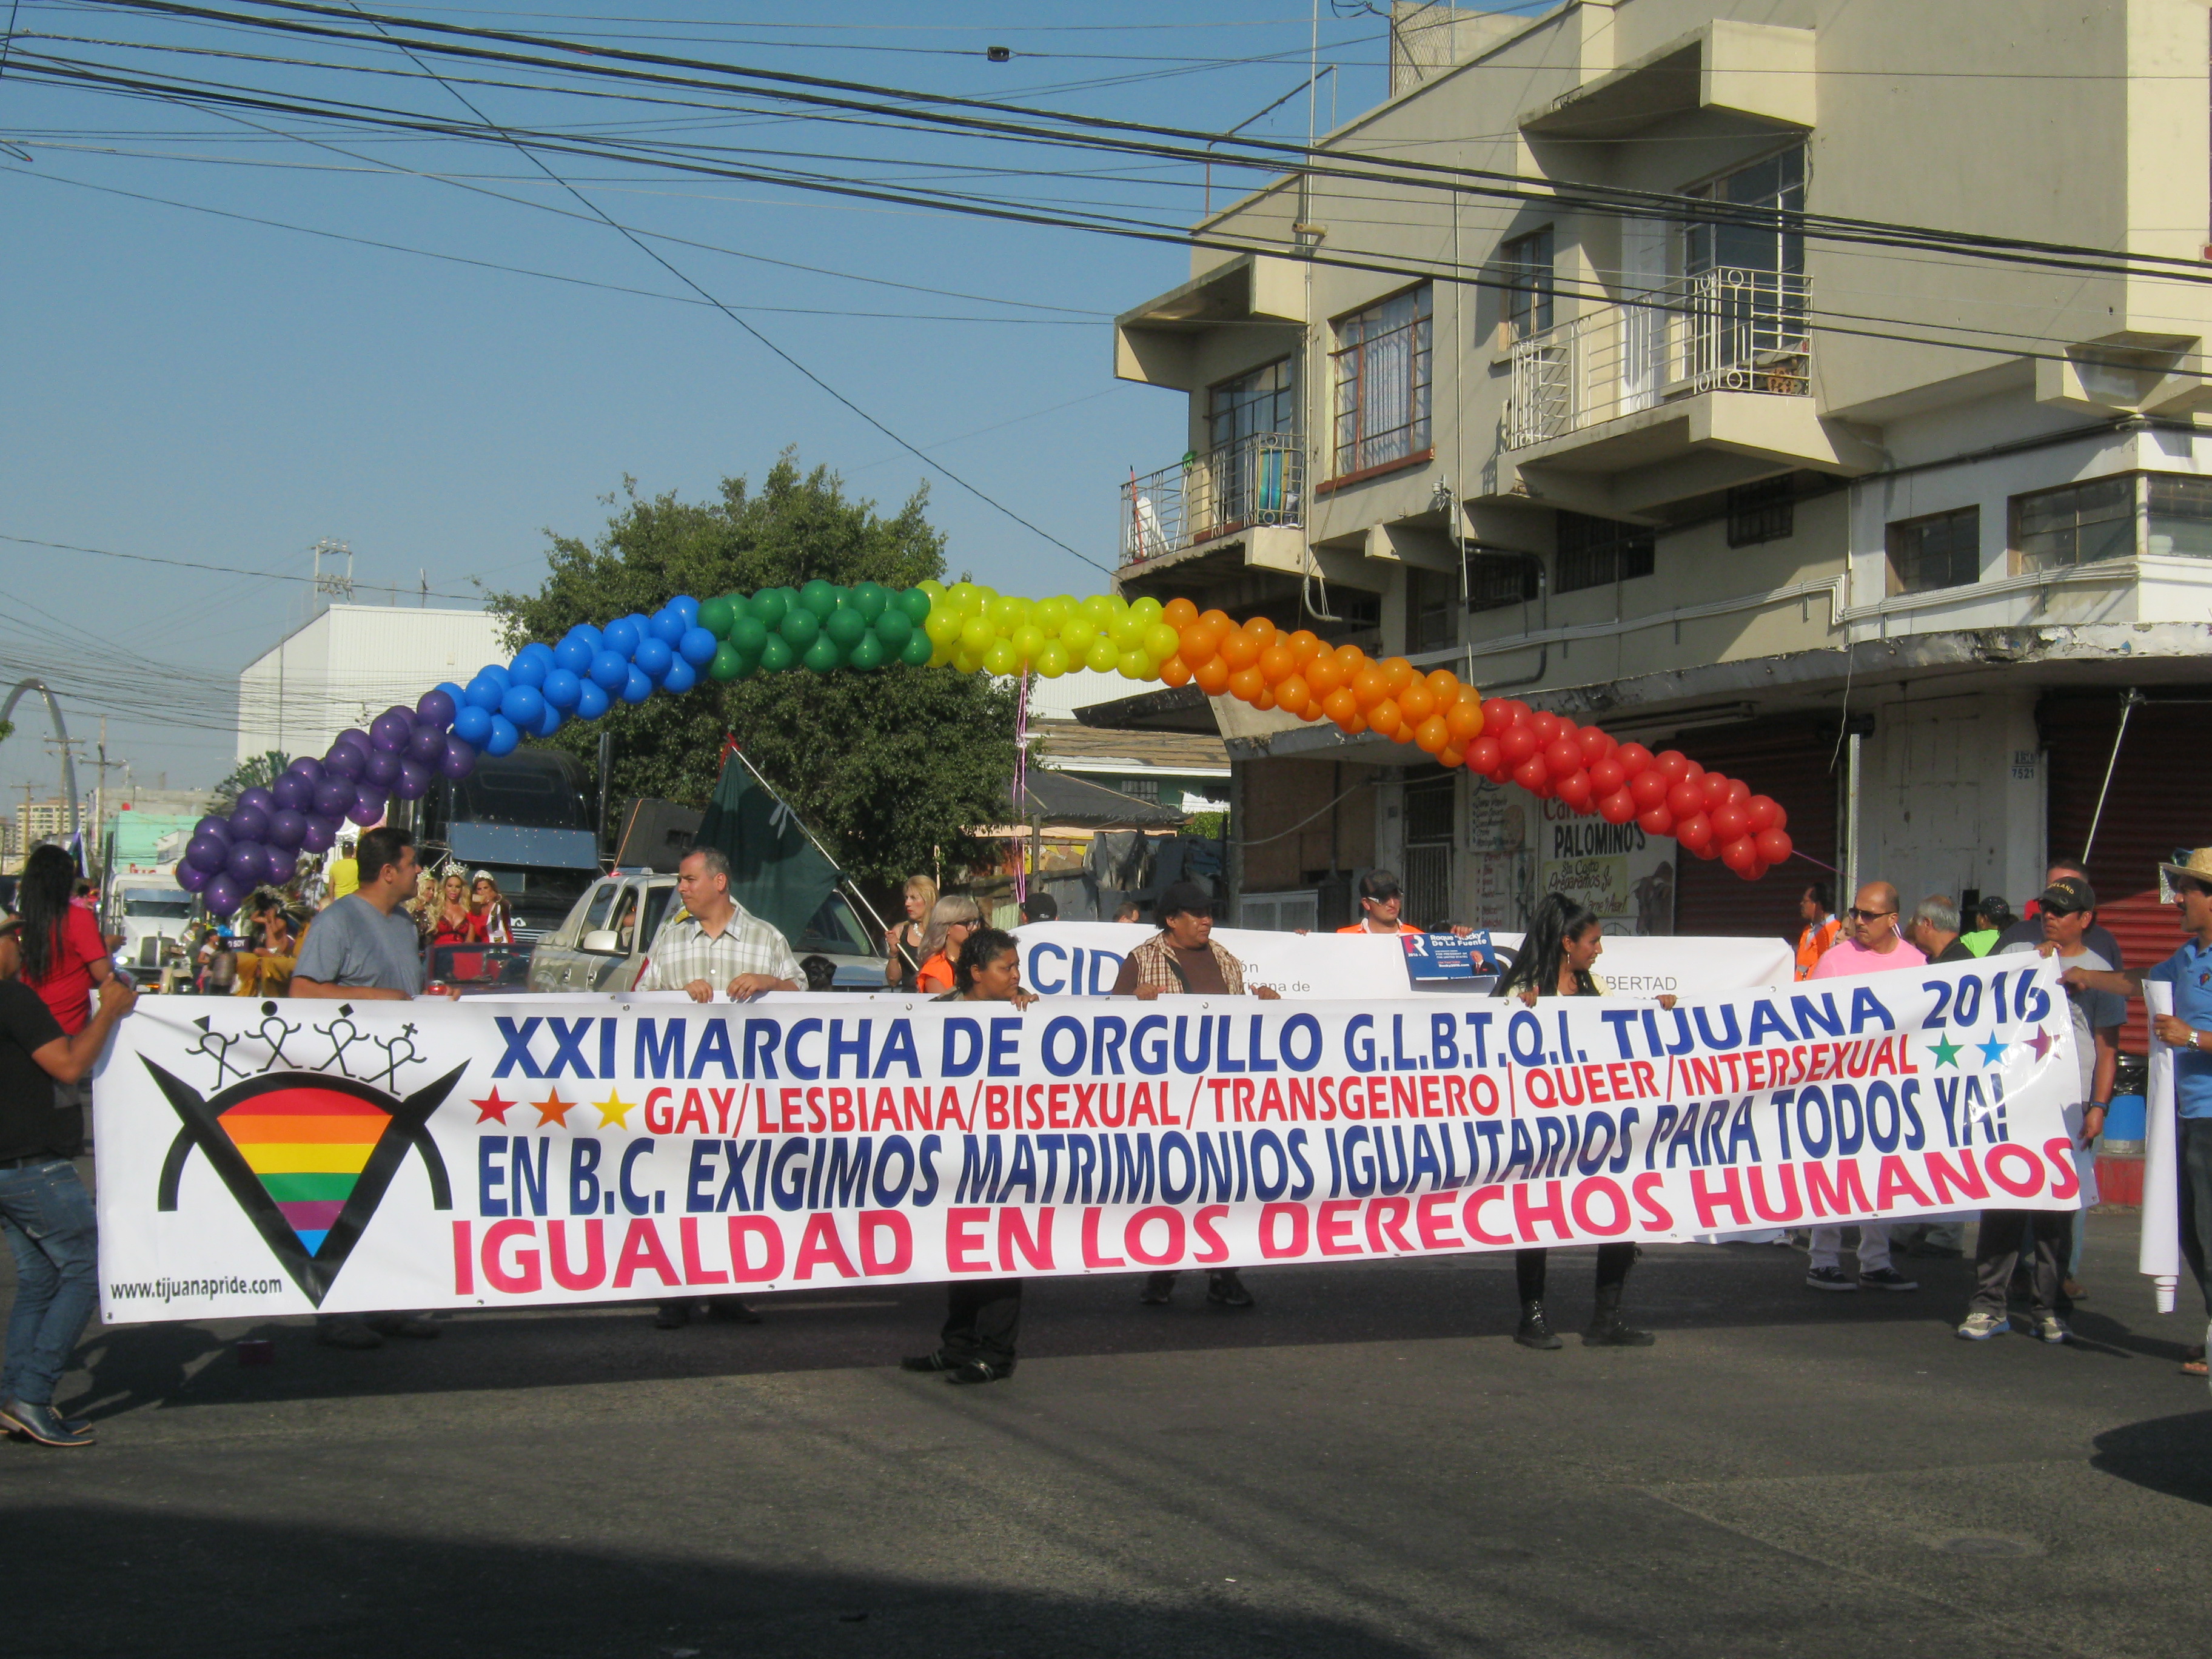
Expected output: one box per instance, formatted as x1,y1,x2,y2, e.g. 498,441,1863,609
1336,921,1422,935
1795,916,1843,980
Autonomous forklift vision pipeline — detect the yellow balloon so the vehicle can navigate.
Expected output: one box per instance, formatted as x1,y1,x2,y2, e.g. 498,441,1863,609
1034,595,1071,632
953,646,985,674
1034,640,1070,678
1117,648,1152,680
1128,595,1164,627
1011,623,1046,663
1061,617,1096,651
983,640,1020,676
959,615,996,653
1142,622,1181,660
929,640,956,668
1079,594,1116,625
947,581,984,614
1110,611,1148,648
1084,636,1119,674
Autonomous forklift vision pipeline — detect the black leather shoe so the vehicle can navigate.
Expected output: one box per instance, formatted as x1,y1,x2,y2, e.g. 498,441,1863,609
4,1412,90,1441
1138,1272,1175,1305
1,1399,93,1447
1205,1270,1255,1309
900,1350,956,1372
945,1360,1012,1384
708,1298,763,1324
1514,1298,1563,1350
654,1302,692,1329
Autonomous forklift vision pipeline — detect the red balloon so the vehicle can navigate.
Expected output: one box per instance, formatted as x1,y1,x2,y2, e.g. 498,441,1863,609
1556,771,1594,812
1744,794,1779,833
1587,756,1626,796
1743,858,1770,882
1598,788,1637,825
1577,726,1614,764
1676,811,1714,853
1544,737,1584,777
1678,760,1705,791
1654,749,1689,780
1614,742,1653,777
1701,773,1734,813
1637,804,1675,837
1755,827,1793,864
1630,769,1671,808
1769,803,1790,833
1481,697,1521,734
1512,756,1550,793
1711,804,1749,842
1527,711,1563,746
1721,834,1758,873
1667,779,1706,818
1466,736,1502,774
1501,725,1541,765
1726,779,1751,807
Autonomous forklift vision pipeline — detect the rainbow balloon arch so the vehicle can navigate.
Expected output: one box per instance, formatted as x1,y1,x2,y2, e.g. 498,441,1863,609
175,578,1795,917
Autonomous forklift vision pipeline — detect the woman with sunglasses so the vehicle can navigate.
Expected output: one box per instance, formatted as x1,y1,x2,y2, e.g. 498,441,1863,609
912,894,982,996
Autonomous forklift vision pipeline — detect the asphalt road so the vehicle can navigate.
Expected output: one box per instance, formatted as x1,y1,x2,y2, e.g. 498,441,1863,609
9,1208,2211,1659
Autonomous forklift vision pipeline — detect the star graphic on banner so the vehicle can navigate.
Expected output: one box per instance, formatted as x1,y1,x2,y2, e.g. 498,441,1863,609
532,1091,575,1128
471,1089,515,1125
594,1089,635,1130
2028,1027,2055,1062
1930,1036,1963,1068
1978,1035,2011,1067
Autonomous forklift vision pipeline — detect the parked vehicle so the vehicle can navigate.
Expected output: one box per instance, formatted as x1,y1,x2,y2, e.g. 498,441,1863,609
528,871,886,994
414,748,602,946
108,873,196,977
424,940,534,998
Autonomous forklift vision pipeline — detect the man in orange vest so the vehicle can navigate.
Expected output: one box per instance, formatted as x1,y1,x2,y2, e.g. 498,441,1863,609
1794,881,1842,980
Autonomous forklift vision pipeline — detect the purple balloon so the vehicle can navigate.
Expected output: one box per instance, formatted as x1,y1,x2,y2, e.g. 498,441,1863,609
267,809,307,850
370,711,412,752
395,759,432,801
416,688,457,729
336,726,371,752
300,815,338,854
363,748,401,788
311,779,352,819
323,745,363,781
270,773,312,813
286,754,324,780
194,814,232,845
205,874,244,918
229,803,270,843
347,786,386,827
176,858,212,894
236,786,276,817
224,840,266,883
184,835,229,874
440,736,477,780
407,722,446,765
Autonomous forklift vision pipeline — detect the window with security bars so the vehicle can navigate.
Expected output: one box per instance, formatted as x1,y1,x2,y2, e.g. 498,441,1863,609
1728,475,1795,547
1554,511,1656,594
2006,472,2212,573
1332,285,1433,477
1400,774,1457,929
1500,226,1554,339
1464,553,1541,614
1207,358,1296,454
1887,506,1980,594
1407,566,1459,652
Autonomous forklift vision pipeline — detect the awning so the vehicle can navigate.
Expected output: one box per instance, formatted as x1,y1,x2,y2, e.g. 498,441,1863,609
1007,769,1188,831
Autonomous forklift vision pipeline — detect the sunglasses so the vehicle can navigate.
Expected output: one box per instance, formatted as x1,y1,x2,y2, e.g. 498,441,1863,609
1848,907,1895,921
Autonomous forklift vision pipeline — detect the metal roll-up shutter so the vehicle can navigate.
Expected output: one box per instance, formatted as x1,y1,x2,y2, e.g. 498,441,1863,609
2044,694,2212,1053
1669,717,1842,945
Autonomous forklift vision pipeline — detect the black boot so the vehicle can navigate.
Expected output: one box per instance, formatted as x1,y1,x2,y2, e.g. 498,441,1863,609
1514,1298,1563,1350
1583,1283,1655,1347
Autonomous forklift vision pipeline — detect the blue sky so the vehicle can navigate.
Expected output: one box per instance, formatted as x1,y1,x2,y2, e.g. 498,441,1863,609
0,0,1444,794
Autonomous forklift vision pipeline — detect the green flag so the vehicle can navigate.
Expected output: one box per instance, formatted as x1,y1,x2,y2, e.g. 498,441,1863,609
692,752,842,943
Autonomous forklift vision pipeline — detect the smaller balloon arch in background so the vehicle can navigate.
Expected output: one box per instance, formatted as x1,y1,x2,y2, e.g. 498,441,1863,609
1,679,82,845
175,580,1795,916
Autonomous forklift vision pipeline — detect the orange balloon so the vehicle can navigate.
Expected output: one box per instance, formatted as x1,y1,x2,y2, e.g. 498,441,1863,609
1193,656,1232,695
1381,657,1415,697
1427,669,1461,706
1198,608,1234,635
1288,629,1321,663
1304,652,1344,697
1227,665,1267,702
1219,631,1259,671
1338,706,1368,736
1322,686,1361,727
1444,700,1484,743
1243,616,1277,652
1370,697,1403,736
1334,643,1367,677
1414,716,1450,754
1398,682,1437,723
1353,665,1391,709
1162,597,1198,629
1438,744,1465,769
1159,655,1192,688
1178,623,1218,665
1258,643,1297,682
1251,685,1277,711
1275,674,1312,716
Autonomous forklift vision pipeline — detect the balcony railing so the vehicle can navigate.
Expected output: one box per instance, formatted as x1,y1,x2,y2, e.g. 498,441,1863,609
1122,432,1304,565
1506,269,1811,450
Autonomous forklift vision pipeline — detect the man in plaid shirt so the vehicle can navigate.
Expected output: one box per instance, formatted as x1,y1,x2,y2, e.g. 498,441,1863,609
635,846,803,1001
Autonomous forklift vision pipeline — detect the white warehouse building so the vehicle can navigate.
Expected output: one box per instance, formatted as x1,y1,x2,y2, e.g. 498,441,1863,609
235,604,508,763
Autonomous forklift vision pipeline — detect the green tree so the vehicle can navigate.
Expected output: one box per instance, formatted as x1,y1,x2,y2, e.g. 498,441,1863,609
212,751,290,817
490,454,1021,887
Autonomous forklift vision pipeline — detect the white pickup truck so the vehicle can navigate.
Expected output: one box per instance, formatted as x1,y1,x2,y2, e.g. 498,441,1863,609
526,871,887,994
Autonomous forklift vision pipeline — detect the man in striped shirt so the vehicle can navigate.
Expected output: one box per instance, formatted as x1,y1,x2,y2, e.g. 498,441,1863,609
635,847,802,1002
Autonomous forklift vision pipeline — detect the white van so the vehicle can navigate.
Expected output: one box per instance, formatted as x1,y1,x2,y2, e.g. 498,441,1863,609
109,874,196,977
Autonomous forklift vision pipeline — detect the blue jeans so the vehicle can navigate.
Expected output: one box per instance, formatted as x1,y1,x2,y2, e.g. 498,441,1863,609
0,1161,98,1406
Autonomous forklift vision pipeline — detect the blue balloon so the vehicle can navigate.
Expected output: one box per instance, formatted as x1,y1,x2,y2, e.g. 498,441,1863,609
662,656,697,695
568,622,604,651
590,649,630,691
574,680,611,720
501,685,546,726
534,703,564,739
484,715,520,757
452,703,495,745
621,667,654,704
541,668,581,710
517,640,555,669
478,663,512,695
649,609,685,646
677,625,719,666
435,680,468,712
633,637,673,679
508,652,547,690
466,674,504,711
553,637,593,676
602,617,641,659
669,595,700,626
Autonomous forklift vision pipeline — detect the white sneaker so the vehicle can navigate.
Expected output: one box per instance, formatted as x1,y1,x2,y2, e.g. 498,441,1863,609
1957,1310,2010,1341
2036,1315,2071,1346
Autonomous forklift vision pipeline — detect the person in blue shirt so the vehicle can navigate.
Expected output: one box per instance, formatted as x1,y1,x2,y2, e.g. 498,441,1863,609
2063,848,2212,1352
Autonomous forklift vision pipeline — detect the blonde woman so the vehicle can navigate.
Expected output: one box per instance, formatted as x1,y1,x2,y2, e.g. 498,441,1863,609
884,874,939,990
913,894,982,996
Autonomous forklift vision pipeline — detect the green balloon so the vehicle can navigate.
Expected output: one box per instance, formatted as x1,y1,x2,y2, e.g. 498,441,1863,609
749,588,789,628
708,641,743,681
730,615,768,655
898,586,932,623
848,632,886,671
800,579,839,619
802,635,843,674
759,635,796,673
853,580,889,619
825,606,869,648
699,595,736,640
873,607,913,647
779,607,819,648
898,630,934,666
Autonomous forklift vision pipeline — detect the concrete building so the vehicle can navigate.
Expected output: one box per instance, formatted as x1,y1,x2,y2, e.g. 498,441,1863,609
1104,0,2212,960
235,604,508,763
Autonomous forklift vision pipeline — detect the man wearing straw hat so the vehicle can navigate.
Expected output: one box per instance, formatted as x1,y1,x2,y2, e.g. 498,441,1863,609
2064,848,2212,1358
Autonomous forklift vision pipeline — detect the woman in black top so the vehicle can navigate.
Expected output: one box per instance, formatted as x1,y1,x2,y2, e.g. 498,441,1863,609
1494,894,1658,1351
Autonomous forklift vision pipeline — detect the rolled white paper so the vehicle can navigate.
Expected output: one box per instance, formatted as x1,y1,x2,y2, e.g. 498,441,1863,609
2143,981,2182,1312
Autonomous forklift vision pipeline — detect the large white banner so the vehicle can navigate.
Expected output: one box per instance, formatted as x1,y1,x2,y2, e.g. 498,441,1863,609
94,960,2080,1322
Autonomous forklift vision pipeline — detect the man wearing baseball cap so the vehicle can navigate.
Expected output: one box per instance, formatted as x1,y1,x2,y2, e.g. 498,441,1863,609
0,910,136,1446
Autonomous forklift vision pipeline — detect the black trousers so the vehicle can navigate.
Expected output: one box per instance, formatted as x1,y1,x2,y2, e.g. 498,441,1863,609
942,1279,1021,1369
1971,1209,2071,1318
1516,1244,1634,1302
